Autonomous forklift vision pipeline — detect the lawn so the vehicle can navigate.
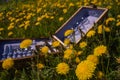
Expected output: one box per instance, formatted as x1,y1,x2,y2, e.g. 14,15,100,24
0,0,120,80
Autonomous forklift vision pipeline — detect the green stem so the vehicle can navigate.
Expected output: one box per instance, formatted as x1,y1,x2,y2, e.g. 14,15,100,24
106,57,110,75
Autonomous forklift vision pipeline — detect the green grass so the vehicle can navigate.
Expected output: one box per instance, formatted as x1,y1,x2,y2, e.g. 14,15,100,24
0,0,120,80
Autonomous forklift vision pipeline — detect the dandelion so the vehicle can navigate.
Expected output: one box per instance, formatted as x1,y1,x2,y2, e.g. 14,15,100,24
106,5,112,9
8,31,13,36
69,44,73,49
2,58,14,70
116,22,120,26
75,60,96,80
69,3,74,7
86,30,96,38
36,63,44,69
64,49,74,59
106,17,115,25
98,25,103,34
0,12,3,17
20,39,32,48
50,16,54,19
97,71,104,79
76,2,82,7
56,62,70,75
7,25,14,30
79,41,87,48
15,19,20,23
41,46,49,54
64,29,74,37
59,17,64,21
35,22,40,26
24,21,30,25
0,28,4,31
19,24,24,28
64,38,70,46
76,51,83,56
94,45,107,56
37,8,42,13
52,41,60,47
45,13,49,18
87,54,99,64
104,27,111,32
26,15,32,20
75,57,81,63
91,0,97,4
10,17,16,22
63,9,67,13
117,15,120,18
83,0,88,3
24,24,29,30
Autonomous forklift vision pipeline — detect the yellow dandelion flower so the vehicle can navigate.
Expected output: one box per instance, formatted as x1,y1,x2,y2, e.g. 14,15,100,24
37,17,42,21
37,8,42,13
76,51,83,56
69,44,73,49
63,9,67,14
83,0,88,3
36,63,44,69
35,22,40,26
104,27,111,32
94,45,107,56
41,46,49,54
7,25,14,30
87,54,99,64
106,6,112,9
32,13,35,17
10,17,15,22
52,41,60,47
116,22,120,26
8,31,13,36
56,62,70,75
106,17,115,25
24,21,30,25
69,3,74,7
44,13,49,19
10,22,14,26
97,71,104,79
0,28,4,31
86,30,96,38
117,15,120,18
64,49,74,59
0,12,3,17
84,2,89,6
64,29,74,37
19,24,24,28
2,58,14,70
75,60,96,80
91,0,97,4
97,1,101,5
64,38,70,46
79,41,87,48
24,24,29,30
59,17,64,21
76,2,82,7
15,19,20,23
50,16,54,19
26,15,32,20
75,57,81,63
20,39,32,48
98,25,103,34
